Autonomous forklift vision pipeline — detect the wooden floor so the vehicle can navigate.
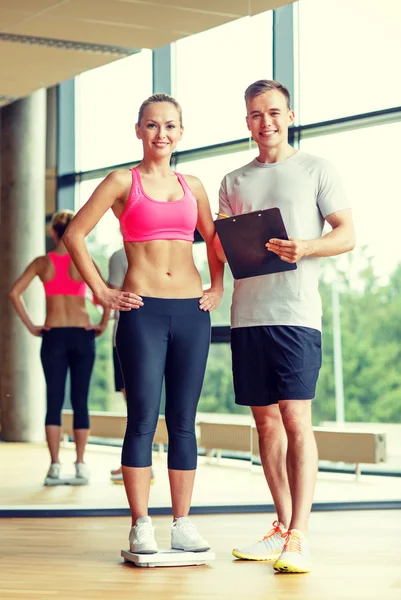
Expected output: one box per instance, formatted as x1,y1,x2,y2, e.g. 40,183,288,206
0,511,400,600
2,443,401,511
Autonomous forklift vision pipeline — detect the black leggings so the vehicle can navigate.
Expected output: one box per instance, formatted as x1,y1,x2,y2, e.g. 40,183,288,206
116,297,211,471
40,328,95,429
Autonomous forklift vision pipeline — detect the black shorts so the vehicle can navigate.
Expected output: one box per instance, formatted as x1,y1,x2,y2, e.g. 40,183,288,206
113,346,125,392
231,325,322,406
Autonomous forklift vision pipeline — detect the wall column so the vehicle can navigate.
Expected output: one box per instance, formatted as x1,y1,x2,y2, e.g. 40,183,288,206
0,89,47,441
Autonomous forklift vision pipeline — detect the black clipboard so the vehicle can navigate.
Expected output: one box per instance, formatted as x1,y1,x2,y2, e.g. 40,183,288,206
215,207,297,280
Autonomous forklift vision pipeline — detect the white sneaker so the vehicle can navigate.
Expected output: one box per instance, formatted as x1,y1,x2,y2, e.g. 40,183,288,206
129,516,158,554
232,521,286,561
273,529,312,573
75,462,90,483
171,517,210,552
46,463,61,480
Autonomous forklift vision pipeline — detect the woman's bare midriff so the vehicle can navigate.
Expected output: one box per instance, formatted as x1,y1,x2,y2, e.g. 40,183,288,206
44,296,91,328
123,240,203,298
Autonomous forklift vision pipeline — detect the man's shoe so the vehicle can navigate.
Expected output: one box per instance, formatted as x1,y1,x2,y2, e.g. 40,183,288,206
129,516,158,554
171,517,210,552
232,521,286,560
273,529,312,573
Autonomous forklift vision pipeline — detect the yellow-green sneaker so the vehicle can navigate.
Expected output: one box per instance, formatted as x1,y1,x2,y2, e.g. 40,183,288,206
232,521,286,561
273,529,311,573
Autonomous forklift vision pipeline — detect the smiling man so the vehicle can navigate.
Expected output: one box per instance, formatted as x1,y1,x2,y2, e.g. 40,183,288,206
214,80,355,573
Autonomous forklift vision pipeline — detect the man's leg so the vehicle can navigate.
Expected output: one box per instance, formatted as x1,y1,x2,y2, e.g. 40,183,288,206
272,399,317,573
252,404,291,528
231,327,290,560
279,399,317,533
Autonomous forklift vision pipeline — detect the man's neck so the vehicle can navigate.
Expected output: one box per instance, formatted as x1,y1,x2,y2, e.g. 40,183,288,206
257,143,297,164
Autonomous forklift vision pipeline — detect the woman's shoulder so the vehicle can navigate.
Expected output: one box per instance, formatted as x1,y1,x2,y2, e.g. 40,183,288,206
33,254,51,276
105,168,133,189
180,173,204,195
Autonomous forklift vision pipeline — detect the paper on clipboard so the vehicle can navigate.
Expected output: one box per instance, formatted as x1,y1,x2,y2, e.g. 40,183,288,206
214,207,297,280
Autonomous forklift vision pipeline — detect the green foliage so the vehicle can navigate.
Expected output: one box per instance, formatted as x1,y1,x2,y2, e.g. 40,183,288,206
315,252,401,425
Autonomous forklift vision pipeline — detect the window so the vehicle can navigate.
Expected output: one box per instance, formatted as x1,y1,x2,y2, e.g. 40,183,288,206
177,148,256,216
76,178,125,413
298,0,401,124
175,11,273,150
75,51,152,172
199,344,248,415
179,147,257,325
301,122,401,427
301,123,401,281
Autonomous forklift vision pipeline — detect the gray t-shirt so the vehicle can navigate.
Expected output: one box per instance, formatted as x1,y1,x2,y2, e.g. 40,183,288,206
219,151,350,332
108,248,128,345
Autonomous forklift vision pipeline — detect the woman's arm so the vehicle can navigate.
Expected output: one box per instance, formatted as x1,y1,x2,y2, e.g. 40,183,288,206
63,170,142,311
9,257,49,337
186,175,224,312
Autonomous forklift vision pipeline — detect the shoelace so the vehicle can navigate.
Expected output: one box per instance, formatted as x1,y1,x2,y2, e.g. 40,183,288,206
281,530,302,554
261,520,282,541
175,520,201,539
136,522,154,541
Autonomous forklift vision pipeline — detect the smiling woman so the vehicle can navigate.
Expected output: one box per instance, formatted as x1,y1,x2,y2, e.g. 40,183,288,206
62,93,225,555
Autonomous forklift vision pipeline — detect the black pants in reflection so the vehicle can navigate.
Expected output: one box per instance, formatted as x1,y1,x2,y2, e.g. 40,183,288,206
116,297,211,470
40,328,95,429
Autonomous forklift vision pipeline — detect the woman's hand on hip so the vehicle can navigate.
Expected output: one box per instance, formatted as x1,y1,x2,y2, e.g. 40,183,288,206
86,323,107,337
96,287,144,311
29,325,50,337
199,286,223,312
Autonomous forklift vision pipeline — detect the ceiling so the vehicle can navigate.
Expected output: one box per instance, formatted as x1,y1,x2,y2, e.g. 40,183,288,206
0,0,295,107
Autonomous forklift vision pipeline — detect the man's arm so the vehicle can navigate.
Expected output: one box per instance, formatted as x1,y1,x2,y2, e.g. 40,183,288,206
266,208,355,263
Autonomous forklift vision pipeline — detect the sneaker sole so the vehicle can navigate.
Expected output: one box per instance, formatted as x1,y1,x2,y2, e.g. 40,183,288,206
274,560,311,574
232,549,281,561
130,548,158,555
172,545,210,553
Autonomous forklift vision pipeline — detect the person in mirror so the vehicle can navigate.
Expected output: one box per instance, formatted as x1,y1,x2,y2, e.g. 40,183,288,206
214,80,355,573
9,210,110,485
63,94,224,554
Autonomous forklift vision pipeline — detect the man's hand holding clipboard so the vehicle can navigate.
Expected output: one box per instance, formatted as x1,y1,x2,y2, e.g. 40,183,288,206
266,237,309,264
214,207,297,280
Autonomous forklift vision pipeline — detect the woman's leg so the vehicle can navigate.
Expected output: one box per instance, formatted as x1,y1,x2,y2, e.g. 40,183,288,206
116,305,168,524
40,330,69,465
69,329,96,464
164,303,211,519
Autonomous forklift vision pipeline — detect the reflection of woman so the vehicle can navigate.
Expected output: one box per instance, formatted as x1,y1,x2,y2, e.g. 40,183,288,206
64,94,224,554
9,210,109,485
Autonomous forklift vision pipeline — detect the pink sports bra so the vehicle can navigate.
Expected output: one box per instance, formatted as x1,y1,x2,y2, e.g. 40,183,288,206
119,168,198,242
43,253,87,297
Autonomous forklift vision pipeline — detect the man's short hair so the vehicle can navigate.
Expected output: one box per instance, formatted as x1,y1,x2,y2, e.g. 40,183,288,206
244,80,291,110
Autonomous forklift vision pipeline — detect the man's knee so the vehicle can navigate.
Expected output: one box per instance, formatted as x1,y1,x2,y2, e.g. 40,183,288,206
252,405,283,439
279,400,312,436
